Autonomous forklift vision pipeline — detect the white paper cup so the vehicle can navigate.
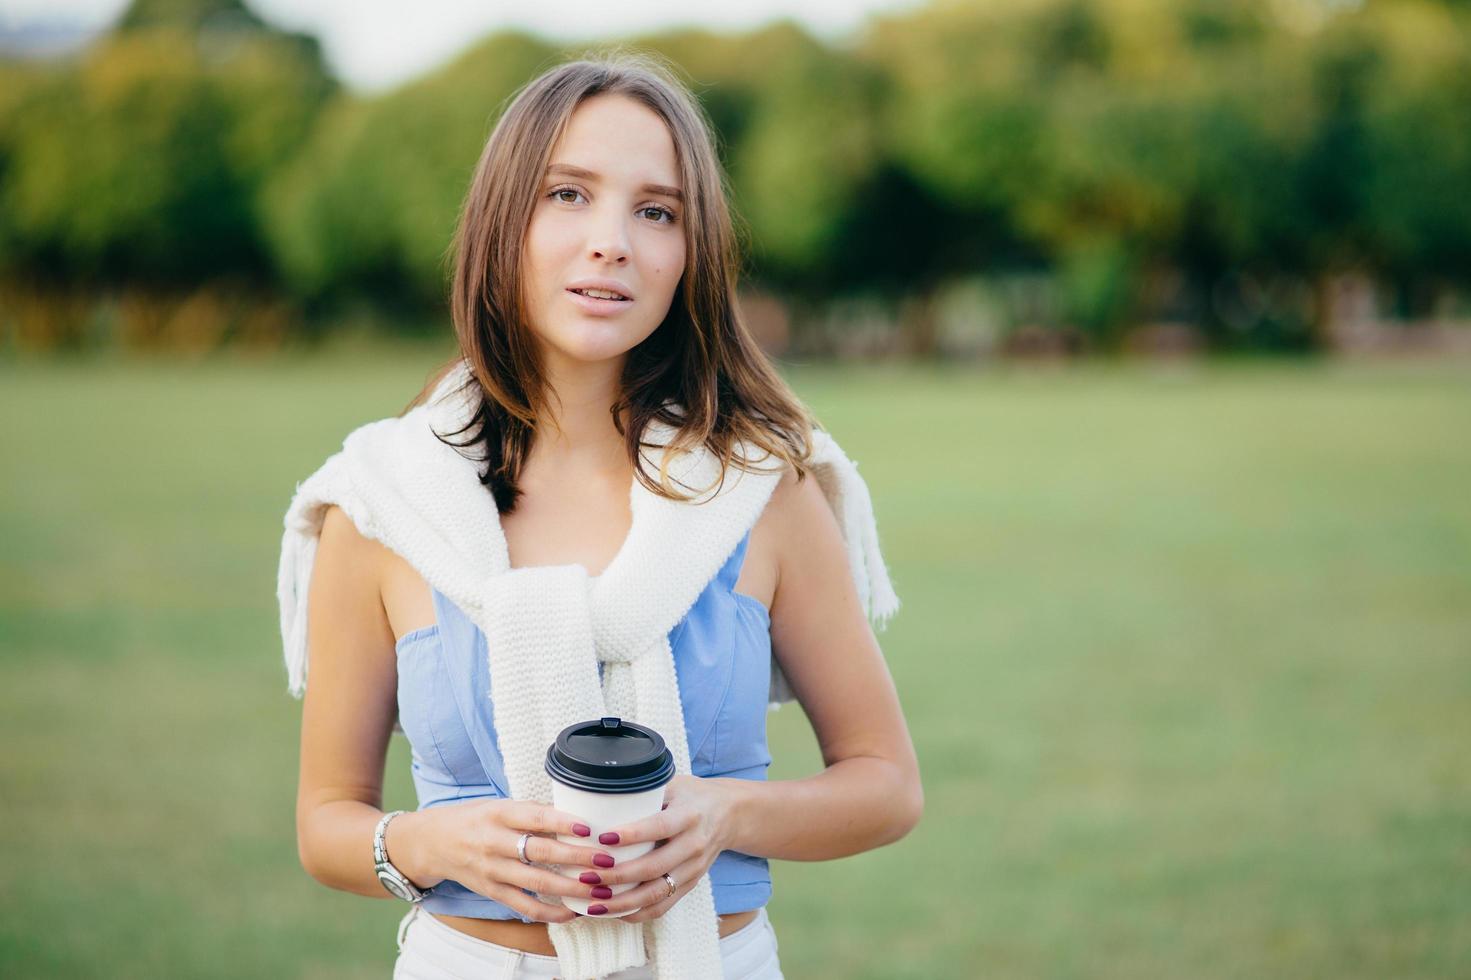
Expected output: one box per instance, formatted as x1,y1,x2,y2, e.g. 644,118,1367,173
544,717,675,917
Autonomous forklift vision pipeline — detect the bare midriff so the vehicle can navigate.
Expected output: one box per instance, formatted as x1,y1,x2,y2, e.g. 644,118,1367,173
432,909,761,955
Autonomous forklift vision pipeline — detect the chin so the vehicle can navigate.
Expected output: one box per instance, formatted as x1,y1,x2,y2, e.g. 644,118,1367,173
549,334,640,365
550,323,657,363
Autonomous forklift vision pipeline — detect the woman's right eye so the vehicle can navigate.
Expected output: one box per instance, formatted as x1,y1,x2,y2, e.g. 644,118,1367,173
549,186,584,204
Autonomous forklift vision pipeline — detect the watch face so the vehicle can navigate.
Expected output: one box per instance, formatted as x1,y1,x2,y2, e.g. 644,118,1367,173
377,869,416,902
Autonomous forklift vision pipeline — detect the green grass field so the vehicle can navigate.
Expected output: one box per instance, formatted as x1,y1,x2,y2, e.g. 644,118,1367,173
1,345,1468,978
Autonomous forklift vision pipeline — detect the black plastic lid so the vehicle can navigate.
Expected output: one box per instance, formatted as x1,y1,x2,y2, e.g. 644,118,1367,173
544,717,675,794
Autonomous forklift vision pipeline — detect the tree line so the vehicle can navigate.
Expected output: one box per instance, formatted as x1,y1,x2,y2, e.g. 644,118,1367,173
2,0,1469,355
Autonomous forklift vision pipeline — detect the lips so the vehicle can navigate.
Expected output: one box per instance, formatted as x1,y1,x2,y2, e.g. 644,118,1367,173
564,288,634,315
565,278,636,301
568,288,630,301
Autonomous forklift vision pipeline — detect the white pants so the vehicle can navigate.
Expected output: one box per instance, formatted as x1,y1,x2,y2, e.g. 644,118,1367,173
392,903,785,979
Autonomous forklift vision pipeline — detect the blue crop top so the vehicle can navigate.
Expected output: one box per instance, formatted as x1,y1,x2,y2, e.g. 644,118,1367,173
394,529,775,921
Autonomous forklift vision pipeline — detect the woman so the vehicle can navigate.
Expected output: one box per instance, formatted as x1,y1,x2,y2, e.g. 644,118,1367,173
281,54,922,979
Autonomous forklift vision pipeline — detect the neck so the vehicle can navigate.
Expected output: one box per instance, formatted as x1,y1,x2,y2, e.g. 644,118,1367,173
532,353,628,474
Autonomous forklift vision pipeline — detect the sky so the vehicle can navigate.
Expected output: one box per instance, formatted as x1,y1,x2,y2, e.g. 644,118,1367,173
0,0,929,92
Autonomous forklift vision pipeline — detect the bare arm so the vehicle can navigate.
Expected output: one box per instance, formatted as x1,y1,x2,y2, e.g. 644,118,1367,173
721,464,923,861
294,504,433,898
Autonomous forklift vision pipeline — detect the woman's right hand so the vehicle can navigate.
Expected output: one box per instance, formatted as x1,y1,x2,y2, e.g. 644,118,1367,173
393,800,615,924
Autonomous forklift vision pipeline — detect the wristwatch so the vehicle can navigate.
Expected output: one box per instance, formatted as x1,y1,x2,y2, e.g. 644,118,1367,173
374,809,428,903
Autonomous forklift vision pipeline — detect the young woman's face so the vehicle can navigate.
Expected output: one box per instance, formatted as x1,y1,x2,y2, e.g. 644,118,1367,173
522,93,687,370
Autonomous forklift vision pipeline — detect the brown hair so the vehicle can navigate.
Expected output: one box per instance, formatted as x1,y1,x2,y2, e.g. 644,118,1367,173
402,49,818,514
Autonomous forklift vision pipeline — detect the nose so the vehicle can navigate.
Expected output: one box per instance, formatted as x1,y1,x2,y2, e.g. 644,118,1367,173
588,207,631,265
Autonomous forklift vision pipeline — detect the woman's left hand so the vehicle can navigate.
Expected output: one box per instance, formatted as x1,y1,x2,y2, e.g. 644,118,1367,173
587,774,740,923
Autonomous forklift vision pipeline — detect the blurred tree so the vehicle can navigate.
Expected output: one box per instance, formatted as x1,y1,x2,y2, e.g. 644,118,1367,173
5,0,1471,354
118,0,269,33
1360,0,1471,317
1,34,259,283
262,31,554,308
1297,19,1382,346
857,2,1060,353
644,23,901,345
0,0,332,288
708,22,886,291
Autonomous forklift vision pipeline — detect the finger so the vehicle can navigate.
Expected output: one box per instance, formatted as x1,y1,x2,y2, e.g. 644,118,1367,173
500,858,609,900
478,880,578,924
621,868,684,925
519,832,617,869
621,892,675,925
596,856,706,918
504,801,593,839
590,832,699,888
508,824,611,865
605,864,700,921
601,806,695,848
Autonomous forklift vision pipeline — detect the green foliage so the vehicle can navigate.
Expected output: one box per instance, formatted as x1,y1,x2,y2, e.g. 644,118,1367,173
3,0,1471,351
116,0,269,33
0,34,256,283
262,31,555,304
688,22,886,284
1359,0,1471,282
1058,236,1140,340
0,12,331,287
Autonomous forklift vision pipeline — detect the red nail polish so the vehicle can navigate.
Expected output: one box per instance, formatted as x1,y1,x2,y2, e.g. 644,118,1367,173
591,886,613,900
572,823,591,837
599,832,620,845
588,904,608,915
579,872,601,885
594,853,615,868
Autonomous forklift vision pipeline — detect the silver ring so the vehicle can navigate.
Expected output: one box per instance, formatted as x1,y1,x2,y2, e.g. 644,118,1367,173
661,872,677,898
516,831,534,865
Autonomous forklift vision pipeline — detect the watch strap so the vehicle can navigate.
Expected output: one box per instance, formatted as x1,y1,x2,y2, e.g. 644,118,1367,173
373,809,427,903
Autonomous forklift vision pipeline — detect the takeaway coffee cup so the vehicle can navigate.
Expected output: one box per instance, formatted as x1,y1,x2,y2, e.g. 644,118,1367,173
545,716,675,916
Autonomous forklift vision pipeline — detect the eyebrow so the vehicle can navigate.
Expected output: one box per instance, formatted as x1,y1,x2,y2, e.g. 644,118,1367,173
544,163,683,202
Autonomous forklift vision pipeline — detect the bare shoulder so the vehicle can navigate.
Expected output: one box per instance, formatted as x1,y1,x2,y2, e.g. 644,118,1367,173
311,504,392,638
763,457,839,545
318,504,387,576
320,502,370,548
748,458,826,549
759,455,848,613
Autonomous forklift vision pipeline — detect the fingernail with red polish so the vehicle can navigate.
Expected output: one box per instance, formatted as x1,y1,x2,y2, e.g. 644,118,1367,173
579,872,601,885
572,823,591,838
591,886,613,900
594,853,615,868
599,832,620,845
588,904,608,915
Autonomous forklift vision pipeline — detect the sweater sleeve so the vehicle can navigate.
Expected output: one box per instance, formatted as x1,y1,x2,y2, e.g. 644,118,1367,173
276,449,375,702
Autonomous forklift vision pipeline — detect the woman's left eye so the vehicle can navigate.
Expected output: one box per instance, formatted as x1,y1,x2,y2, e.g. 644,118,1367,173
640,205,677,224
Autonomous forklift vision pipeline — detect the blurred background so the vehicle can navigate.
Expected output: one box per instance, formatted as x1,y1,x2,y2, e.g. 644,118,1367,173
1,0,1467,977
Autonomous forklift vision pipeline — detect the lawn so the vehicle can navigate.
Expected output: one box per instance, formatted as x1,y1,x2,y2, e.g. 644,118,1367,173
1,343,1467,978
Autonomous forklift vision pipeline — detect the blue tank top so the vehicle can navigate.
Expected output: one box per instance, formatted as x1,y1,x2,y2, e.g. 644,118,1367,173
395,529,774,920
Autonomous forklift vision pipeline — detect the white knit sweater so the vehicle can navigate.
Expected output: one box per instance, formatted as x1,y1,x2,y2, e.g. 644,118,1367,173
276,360,899,978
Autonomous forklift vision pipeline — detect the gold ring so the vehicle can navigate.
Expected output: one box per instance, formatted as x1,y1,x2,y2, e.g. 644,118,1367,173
661,872,677,897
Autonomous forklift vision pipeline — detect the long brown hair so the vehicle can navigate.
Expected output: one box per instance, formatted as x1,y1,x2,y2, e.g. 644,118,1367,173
403,49,818,514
